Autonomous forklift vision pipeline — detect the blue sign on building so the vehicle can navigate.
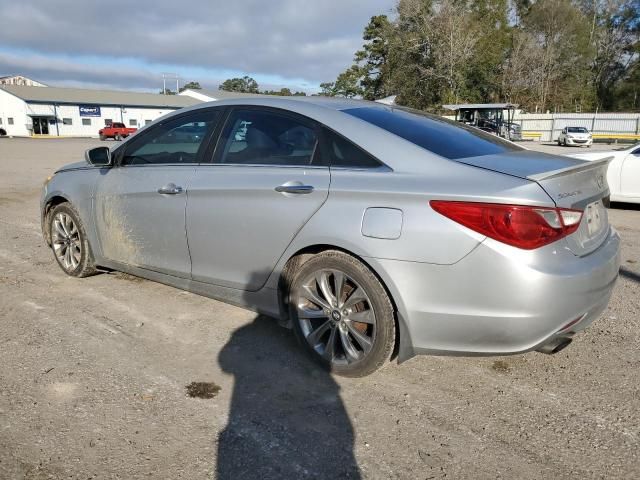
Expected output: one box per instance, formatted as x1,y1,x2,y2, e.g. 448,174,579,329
79,105,101,117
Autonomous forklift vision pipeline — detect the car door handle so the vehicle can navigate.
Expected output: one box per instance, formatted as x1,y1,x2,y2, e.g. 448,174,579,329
275,183,314,195
157,183,183,195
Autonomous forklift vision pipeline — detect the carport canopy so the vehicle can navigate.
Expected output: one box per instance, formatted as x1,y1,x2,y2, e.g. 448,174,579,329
442,103,518,111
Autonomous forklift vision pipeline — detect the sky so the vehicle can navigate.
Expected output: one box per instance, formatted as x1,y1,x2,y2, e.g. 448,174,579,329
0,0,396,93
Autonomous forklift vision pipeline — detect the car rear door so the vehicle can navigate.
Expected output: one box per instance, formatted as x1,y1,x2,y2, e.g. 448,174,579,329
93,109,220,277
186,106,330,291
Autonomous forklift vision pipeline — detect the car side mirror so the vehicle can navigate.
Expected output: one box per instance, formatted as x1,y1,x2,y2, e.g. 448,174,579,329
85,146,112,166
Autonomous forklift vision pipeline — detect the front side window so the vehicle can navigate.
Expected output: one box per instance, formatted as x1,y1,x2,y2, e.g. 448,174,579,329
120,110,219,166
344,106,523,160
216,109,317,166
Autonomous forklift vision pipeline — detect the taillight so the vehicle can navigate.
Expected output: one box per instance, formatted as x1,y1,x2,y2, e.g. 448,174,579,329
430,201,583,250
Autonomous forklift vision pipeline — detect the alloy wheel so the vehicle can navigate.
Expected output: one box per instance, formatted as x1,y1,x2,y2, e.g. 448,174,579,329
52,212,82,272
296,269,376,366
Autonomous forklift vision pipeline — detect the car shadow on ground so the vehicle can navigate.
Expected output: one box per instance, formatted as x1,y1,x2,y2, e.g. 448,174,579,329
610,201,640,211
216,314,361,479
620,267,640,284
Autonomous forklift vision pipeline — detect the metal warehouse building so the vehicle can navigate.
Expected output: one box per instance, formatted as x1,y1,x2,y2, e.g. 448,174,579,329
0,85,200,137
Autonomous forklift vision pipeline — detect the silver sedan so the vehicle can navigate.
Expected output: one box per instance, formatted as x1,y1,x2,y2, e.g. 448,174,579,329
41,98,620,377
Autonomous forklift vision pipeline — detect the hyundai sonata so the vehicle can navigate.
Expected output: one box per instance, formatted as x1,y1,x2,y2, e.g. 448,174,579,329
41,98,620,377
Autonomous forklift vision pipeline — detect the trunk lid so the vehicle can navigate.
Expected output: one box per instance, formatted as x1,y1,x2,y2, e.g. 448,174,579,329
455,151,612,256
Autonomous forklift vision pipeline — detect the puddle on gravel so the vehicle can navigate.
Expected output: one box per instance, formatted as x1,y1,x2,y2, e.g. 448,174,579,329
111,272,145,283
186,382,221,399
491,360,511,373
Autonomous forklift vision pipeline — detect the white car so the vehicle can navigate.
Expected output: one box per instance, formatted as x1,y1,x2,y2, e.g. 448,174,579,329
569,143,640,204
558,127,593,147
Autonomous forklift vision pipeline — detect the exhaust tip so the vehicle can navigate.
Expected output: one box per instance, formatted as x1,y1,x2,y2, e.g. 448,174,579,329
536,336,573,355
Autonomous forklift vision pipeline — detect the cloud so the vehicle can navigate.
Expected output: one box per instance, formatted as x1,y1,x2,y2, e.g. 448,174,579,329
0,0,395,90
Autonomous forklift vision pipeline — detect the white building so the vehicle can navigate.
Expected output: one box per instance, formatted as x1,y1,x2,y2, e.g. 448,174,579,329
0,75,47,87
0,85,200,137
179,88,264,102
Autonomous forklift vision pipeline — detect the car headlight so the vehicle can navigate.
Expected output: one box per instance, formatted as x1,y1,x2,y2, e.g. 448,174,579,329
567,135,574,139
43,174,54,187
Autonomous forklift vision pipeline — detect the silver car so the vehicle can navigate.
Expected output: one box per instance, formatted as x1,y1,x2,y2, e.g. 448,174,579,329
41,98,620,377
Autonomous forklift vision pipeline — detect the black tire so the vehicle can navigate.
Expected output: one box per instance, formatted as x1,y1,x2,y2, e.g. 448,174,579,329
603,195,611,208
99,134,106,141
114,133,122,141
49,203,97,278
289,250,395,377
563,138,567,146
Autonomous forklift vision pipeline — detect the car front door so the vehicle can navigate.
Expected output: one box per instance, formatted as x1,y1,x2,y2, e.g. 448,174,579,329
187,107,330,291
620,146,640,199
94,109,220,277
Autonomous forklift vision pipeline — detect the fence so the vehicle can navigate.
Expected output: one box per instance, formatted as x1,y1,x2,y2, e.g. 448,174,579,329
515,113,640,142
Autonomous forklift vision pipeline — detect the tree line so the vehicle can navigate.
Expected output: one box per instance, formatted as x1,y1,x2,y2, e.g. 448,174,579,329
218,76,307,96
161,77,307,96
320,0,639,113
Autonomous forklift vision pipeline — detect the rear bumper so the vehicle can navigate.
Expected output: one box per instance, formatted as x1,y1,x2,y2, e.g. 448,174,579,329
371,227,620,357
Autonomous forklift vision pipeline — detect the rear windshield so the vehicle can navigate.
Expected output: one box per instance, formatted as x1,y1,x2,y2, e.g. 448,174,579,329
343,106,523,160
567,127,588,133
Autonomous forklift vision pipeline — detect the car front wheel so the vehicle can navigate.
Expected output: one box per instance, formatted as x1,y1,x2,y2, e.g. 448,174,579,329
49,203,97,277
290,250,395,377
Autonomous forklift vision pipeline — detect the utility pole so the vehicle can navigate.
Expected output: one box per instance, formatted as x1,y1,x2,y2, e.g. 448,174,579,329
161,73,179,95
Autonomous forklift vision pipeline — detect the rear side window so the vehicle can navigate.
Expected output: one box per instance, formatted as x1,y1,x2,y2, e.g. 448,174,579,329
322,128,382,169
216,109,318,166
344,106,523,160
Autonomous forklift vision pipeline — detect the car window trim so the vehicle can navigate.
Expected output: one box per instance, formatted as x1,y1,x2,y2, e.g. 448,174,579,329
113,107,223,168
210,105,323,167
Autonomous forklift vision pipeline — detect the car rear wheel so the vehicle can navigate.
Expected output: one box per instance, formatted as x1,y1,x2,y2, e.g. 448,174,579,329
99,134,106,141
114,133,122,141
289,250,395,377
49,203,97,277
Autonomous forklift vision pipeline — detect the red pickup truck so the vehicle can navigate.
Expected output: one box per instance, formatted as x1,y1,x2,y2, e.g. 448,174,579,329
99,122,137,141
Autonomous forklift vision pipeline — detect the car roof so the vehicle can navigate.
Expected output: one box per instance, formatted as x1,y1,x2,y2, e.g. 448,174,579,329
189,95,375,112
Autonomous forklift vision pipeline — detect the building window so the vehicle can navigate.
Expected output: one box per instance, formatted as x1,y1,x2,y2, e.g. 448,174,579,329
0,118,3,124
62,118,72,125
129,119,137,126
145,119,152,125
82,118,92,126
104,119,113,126
8,118,14,125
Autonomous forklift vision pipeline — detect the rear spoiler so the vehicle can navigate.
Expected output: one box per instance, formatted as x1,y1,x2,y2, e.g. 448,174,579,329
526,156,613,182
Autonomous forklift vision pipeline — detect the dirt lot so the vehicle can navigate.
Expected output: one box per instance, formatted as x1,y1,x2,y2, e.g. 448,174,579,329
0,138,638,479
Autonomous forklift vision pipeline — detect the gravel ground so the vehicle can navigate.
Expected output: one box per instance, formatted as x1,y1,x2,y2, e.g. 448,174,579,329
0,138,638,479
